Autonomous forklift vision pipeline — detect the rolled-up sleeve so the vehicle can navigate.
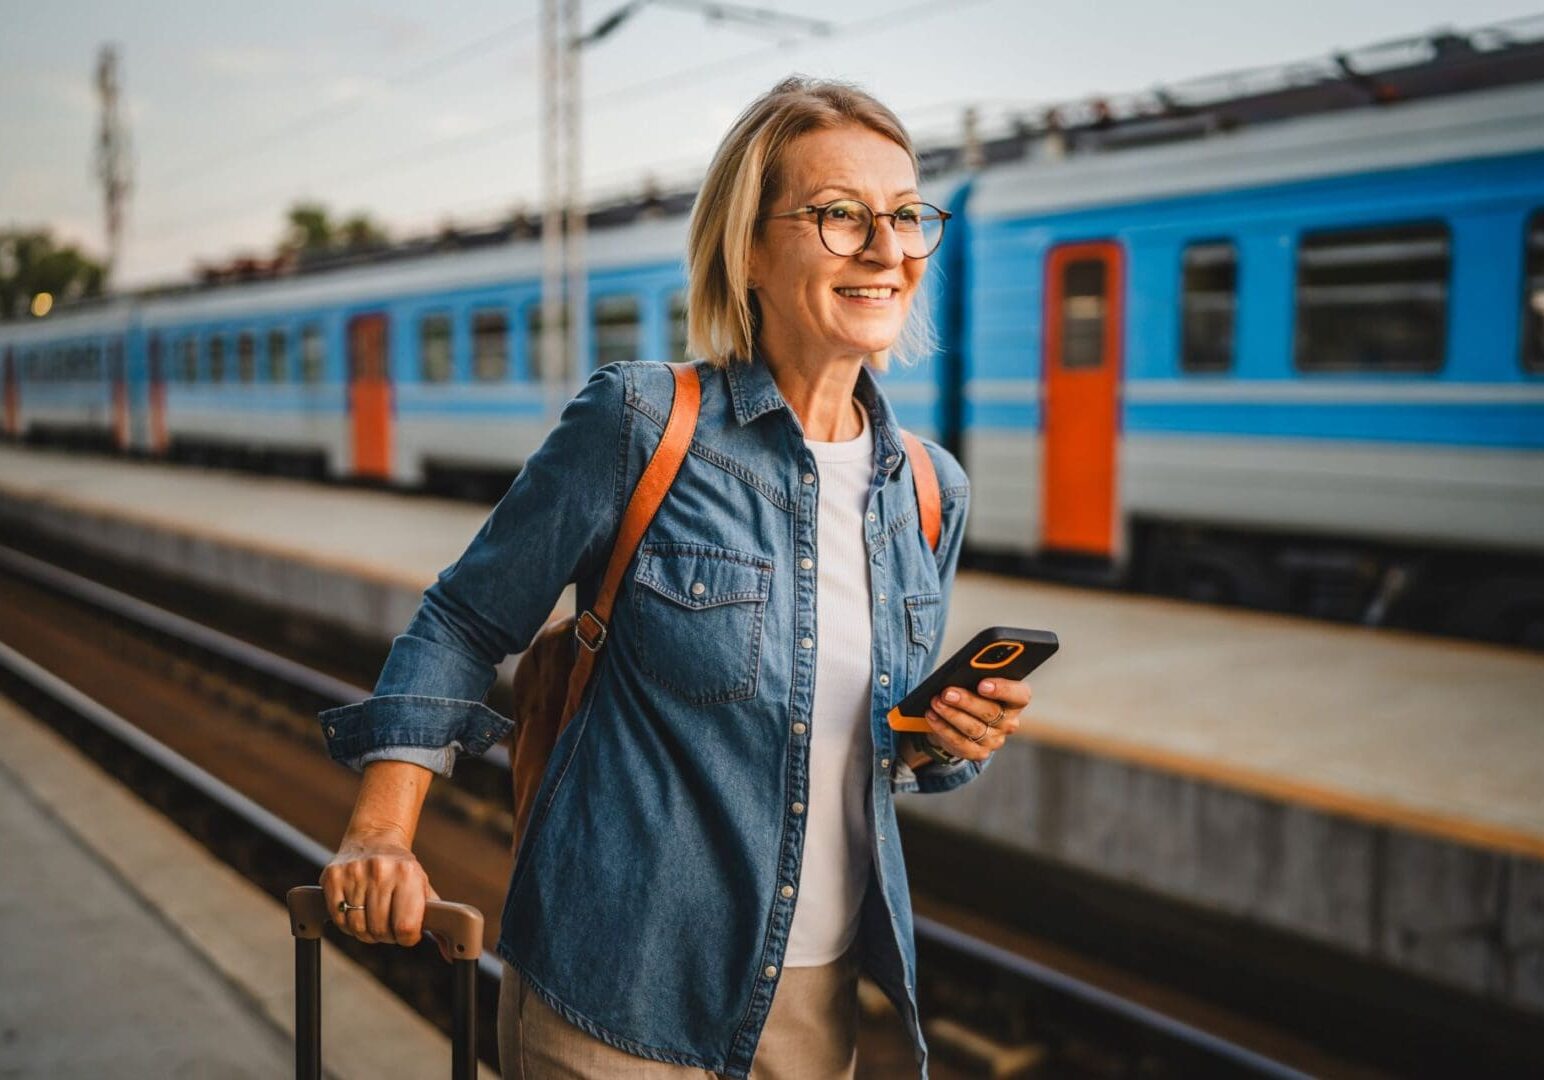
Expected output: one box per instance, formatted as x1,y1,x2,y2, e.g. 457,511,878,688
318,361,630,773
908,447,987,795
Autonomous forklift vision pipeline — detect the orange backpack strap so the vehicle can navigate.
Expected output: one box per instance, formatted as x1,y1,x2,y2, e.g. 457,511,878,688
900,429,942,553
559,361,701,725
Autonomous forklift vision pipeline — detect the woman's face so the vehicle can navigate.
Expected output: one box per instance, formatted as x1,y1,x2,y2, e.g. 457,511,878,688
749,124,926,364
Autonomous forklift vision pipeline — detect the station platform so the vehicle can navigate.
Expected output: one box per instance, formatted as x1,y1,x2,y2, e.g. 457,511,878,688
2,444,1542,1020
0,690,496,1079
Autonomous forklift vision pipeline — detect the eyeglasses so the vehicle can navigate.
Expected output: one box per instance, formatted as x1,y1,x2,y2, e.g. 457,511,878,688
758,198,951,259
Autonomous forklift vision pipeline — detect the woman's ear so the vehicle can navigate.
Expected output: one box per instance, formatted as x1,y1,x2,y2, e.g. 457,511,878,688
746,243,762,293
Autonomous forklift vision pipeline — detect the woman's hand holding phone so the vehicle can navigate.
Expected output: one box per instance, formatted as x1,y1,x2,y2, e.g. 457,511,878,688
889,627,1056,768
919,676,1031,762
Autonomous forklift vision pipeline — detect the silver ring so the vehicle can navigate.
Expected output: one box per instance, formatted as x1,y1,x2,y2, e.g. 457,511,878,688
986,707,1006,728
970,727,987,744
338,900,366,914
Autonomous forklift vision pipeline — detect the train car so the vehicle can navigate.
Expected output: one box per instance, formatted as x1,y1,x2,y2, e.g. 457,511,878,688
0,300,137,453
963,78,1544,642
131,215,691,488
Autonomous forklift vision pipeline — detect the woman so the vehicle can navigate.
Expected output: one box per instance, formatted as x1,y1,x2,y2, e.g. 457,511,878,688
318,75,1031,1079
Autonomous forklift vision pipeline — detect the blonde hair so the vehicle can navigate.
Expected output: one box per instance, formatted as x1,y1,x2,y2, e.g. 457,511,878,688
684,75,938,374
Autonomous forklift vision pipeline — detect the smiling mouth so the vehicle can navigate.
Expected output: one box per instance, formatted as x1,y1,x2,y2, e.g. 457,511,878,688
834,287,897,299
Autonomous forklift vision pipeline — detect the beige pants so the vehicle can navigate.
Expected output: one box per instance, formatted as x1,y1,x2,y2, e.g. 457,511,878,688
498,946,860,1079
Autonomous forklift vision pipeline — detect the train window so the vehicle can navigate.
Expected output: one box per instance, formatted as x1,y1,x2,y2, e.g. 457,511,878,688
594,296,641,366
1180,242,1236,373
472,309,510,381
267,328,288,381
1060,259,1108,370
1295,221,1449,373
668,291,689,362
300,324,325,383
237,332,257,383
420,313,452,383
526,303,569,381
208,336,227,382
179,338,197,382
1524,211,1544,374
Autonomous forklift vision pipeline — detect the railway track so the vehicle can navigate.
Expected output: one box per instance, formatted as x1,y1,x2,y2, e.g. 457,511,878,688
2,541,1491,1078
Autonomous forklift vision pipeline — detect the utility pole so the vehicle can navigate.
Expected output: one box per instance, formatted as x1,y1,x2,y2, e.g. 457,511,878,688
540,0,566,411
539,0,829,393
563,0,586,398
94,45,132,291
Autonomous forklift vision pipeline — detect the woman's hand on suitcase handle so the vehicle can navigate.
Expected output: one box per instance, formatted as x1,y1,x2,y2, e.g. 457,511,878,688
321,826,454,962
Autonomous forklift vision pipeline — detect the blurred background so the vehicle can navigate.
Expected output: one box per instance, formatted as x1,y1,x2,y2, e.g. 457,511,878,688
2,3,1543,1078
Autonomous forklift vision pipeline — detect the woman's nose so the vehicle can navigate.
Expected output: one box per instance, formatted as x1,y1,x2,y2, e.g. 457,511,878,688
860,217,905,267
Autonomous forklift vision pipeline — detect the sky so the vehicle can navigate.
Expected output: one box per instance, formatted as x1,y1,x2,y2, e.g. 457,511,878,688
3,0,1541,289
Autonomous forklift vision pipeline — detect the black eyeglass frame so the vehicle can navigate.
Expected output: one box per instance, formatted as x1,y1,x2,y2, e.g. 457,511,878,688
758,199,952,259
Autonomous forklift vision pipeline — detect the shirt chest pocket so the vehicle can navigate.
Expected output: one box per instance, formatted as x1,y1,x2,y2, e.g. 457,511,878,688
903,591,941,693
631,543,773,705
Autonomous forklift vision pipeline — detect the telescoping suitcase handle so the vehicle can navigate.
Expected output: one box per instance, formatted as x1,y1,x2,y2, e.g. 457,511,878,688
286,885,485,1080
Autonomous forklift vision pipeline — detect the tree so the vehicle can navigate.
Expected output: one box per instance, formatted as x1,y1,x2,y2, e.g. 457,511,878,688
280,202,388,260
0,229,106,319
281,202,335,256
338,213,387,251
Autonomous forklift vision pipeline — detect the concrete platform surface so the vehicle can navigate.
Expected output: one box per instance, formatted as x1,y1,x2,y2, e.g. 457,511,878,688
0,691,496,1080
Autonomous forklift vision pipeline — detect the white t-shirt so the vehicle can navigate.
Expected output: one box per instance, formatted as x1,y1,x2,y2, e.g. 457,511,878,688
784,398,877,966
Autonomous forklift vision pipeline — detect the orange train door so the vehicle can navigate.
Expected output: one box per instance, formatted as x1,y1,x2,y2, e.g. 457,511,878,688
148,334,168,454
1042,241,1123,558
347,313,392,479
2,348,15,436
110,339,128,449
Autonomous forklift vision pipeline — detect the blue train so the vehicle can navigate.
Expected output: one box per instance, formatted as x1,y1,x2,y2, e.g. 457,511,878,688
4,25,1542,646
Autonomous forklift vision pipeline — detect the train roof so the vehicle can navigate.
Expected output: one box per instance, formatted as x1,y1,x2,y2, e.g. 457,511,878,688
0,298,136,346
969,79,1544,220
132,215,689,328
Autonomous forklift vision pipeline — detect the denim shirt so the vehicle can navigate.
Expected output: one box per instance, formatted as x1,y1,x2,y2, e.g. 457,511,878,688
318,352,980,1079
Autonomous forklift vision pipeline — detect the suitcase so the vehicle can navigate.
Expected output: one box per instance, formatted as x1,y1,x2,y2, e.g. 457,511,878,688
286,885,484,1080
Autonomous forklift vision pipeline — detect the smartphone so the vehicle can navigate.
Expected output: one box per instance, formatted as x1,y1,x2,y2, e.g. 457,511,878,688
886,627,1058,733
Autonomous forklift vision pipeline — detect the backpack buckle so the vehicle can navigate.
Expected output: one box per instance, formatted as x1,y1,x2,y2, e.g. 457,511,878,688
575,609,608,651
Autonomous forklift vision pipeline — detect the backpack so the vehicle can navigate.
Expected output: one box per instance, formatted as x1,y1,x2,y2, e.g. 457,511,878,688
507,360,942,854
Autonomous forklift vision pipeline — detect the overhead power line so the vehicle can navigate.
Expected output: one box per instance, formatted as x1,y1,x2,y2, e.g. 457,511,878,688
152,13,540,194
143,0,996,246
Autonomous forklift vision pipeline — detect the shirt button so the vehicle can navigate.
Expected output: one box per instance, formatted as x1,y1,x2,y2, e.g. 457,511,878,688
878,673,890,686
801,472,814,484
867,511,876,522
881,758,891,769
765,965,778,978
800,557,813,570
878,592,887,603
780,885,794,898
691,581,705,596
791,802,805,815
792,722,807,735
885,454,898,466
326,725,335,736
801,637,813,649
